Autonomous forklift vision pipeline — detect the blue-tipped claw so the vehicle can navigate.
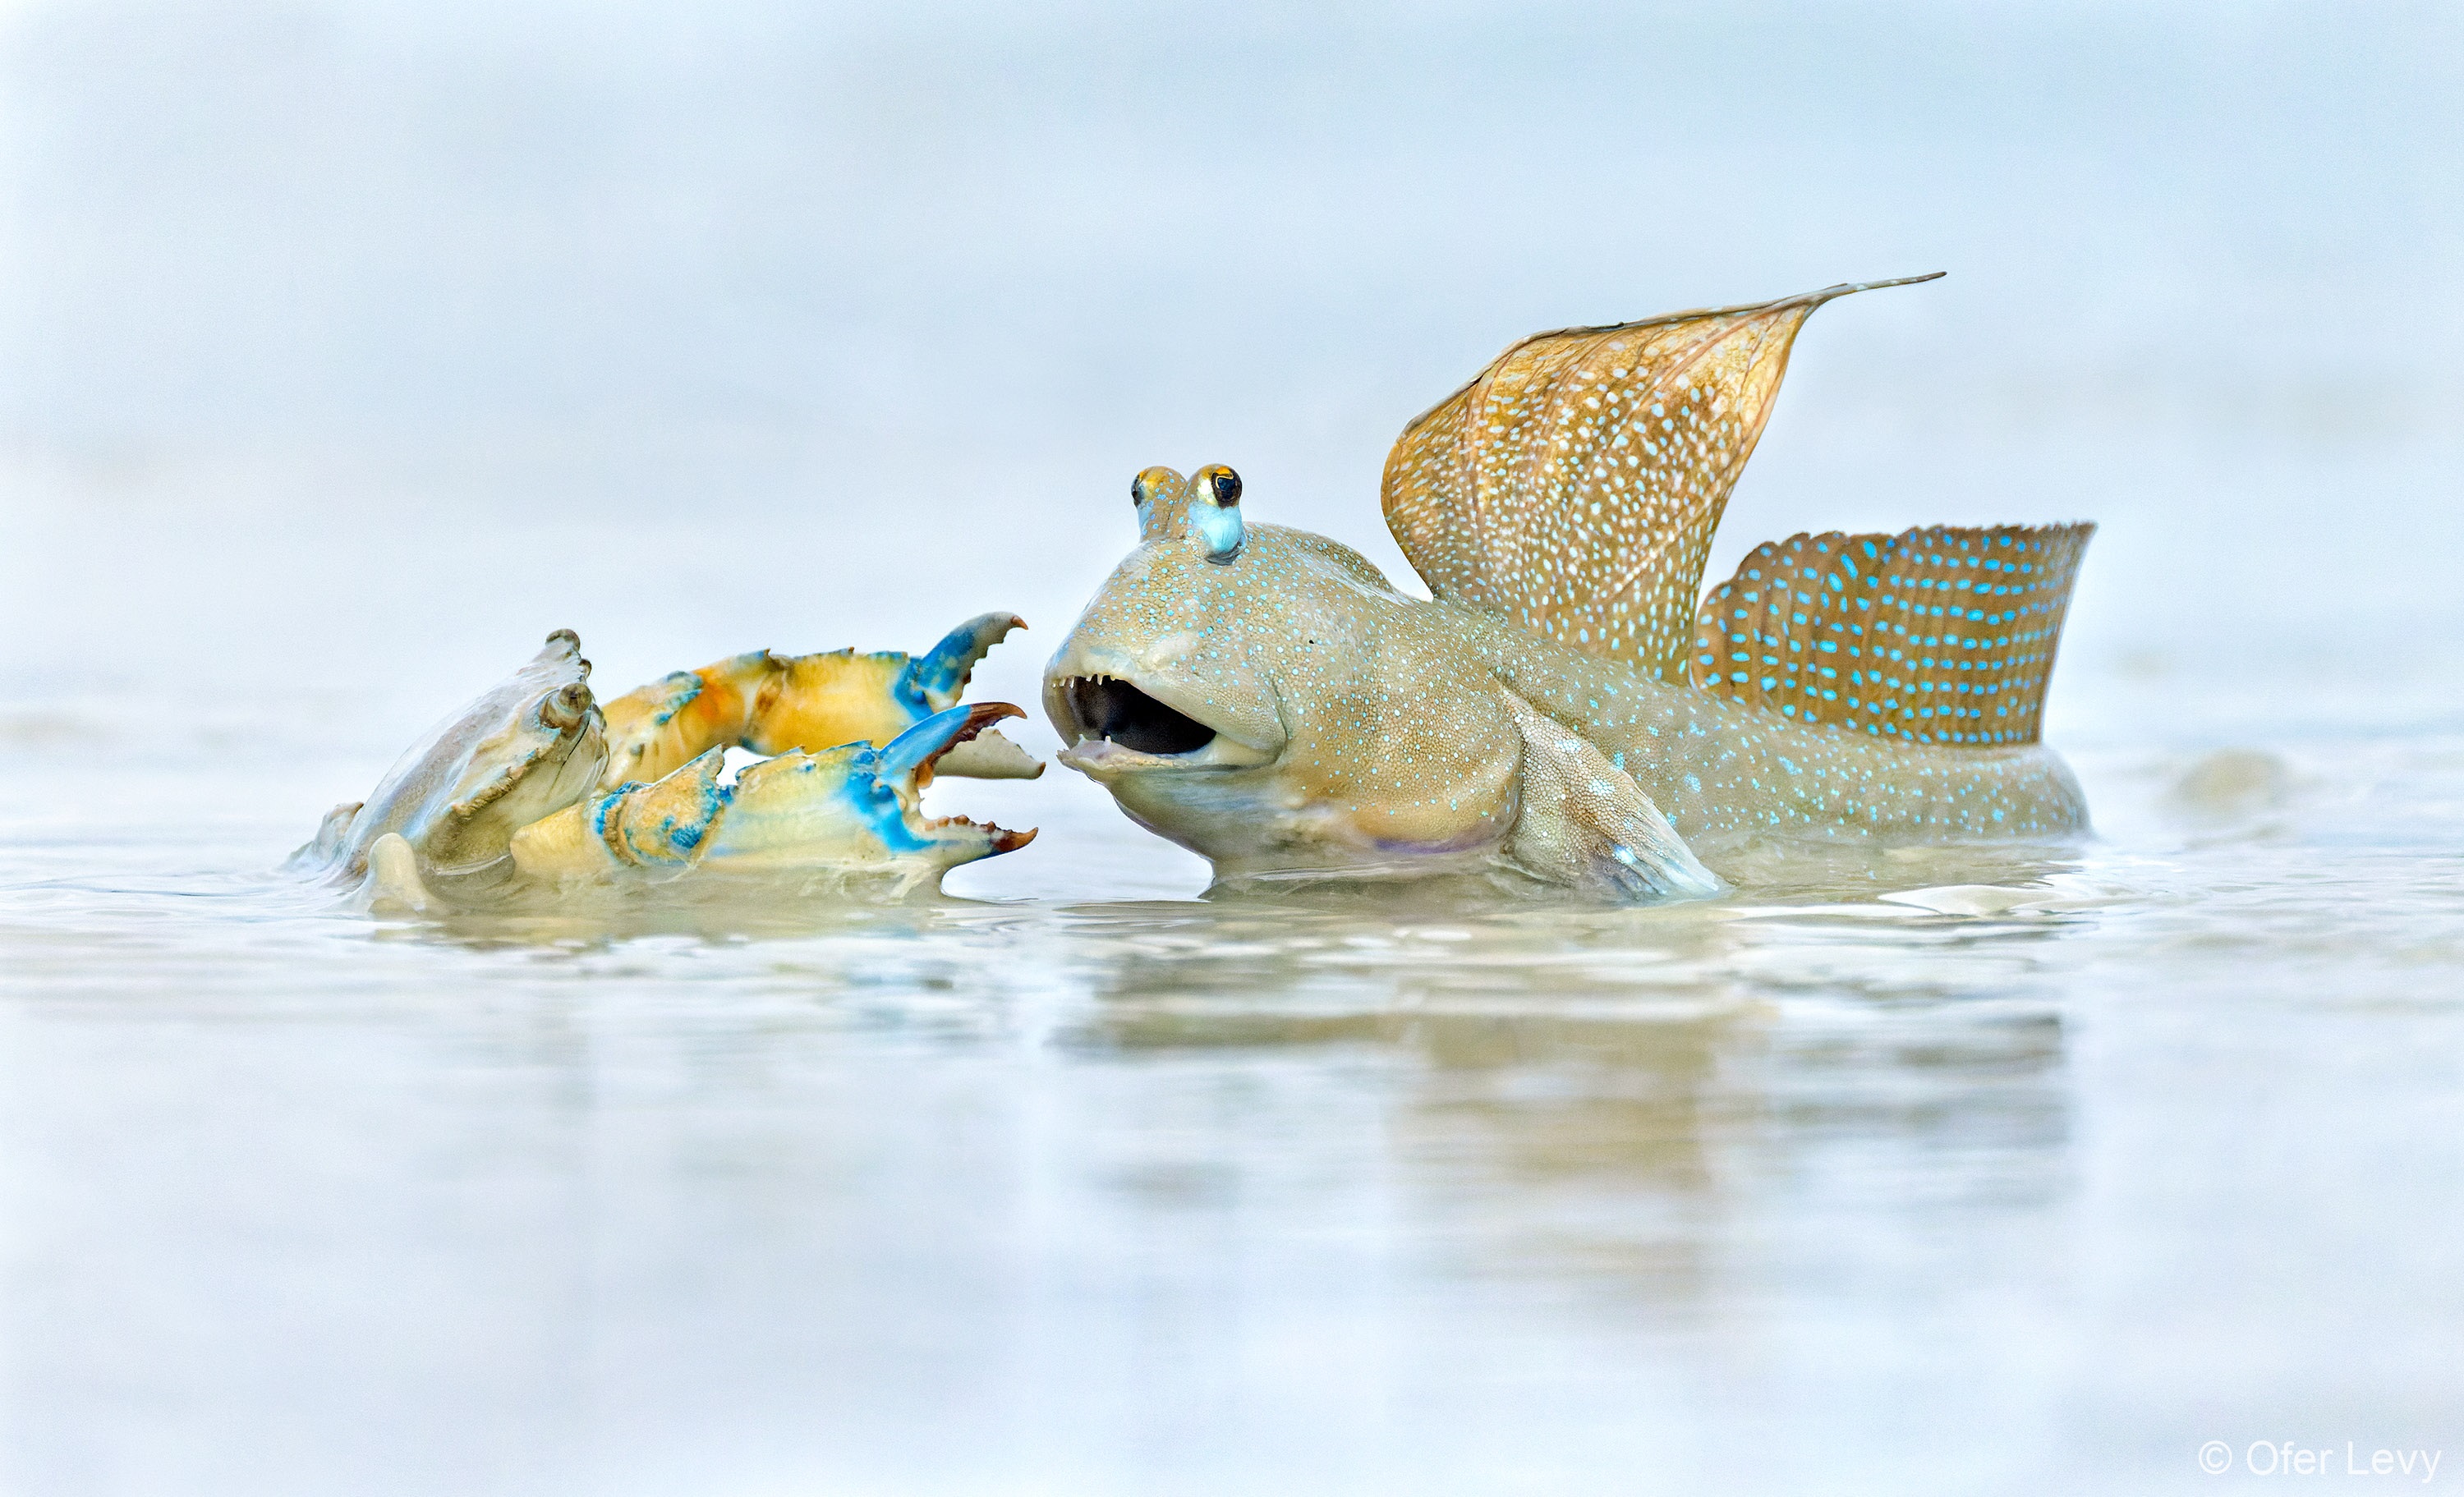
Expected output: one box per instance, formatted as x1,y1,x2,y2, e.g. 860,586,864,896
897,613,1027,713
707,700,1038,876
876,701,1024,782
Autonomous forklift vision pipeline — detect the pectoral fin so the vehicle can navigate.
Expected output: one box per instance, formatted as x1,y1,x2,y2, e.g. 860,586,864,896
1500,691,1723,902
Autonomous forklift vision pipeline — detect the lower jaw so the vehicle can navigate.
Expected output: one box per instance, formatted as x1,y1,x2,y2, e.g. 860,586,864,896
1053,742,1150,778
1056,735,1275,778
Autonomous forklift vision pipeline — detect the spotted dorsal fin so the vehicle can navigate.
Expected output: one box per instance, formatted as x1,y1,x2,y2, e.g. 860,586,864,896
1689,524,2094,746
1381,274,1942,679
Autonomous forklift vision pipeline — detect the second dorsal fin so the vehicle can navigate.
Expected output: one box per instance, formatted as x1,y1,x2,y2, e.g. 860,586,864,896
1381,274,1942,680
1689,523,2093,746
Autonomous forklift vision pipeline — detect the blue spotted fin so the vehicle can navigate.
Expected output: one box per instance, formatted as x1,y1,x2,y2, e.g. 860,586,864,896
1381,274,1942,682
1689,524,2094,746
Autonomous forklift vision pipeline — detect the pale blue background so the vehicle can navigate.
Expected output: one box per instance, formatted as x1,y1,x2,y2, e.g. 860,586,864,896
5,2,2457,728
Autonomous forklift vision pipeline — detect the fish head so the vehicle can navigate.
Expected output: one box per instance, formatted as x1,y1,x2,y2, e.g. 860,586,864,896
1046,466,1522,876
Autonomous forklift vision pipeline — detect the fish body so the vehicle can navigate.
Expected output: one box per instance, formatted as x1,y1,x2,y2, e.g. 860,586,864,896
1046,278,2093,898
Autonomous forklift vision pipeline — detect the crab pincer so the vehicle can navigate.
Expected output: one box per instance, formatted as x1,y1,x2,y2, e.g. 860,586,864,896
595,613,1044,792
508,702,1036,894
707,702,1037,882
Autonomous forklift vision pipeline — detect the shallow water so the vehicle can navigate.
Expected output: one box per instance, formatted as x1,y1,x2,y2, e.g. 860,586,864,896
3,674,2459,1496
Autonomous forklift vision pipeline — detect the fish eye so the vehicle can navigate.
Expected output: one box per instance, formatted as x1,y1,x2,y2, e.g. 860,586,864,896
1210,469,1241,507
1129,475,1144,506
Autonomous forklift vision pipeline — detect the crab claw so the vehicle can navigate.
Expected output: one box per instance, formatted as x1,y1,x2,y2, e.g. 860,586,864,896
509,747,732,882
595,655,769,792
894,615,1041,780
899,613,1026,711
702,702,1037,889
595,616,1044,792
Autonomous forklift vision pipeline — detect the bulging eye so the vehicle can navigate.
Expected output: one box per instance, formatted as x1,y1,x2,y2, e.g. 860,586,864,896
1129,475,1144,507
541,682,594,731
1210,469,1242,507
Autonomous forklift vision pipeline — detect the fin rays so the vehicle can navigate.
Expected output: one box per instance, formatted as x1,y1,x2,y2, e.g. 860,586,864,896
1689,522,2094,746
1382,274,1942,679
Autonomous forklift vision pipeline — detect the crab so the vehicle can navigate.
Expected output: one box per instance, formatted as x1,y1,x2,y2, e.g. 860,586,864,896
288,615,1043,910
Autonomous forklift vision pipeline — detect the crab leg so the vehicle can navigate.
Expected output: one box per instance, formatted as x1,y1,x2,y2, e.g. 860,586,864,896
595,613,1043,792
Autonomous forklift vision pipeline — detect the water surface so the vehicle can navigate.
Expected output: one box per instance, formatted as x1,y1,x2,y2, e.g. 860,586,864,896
3,674,2457,1495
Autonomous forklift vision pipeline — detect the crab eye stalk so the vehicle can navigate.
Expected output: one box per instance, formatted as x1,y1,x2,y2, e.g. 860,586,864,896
540,682,595,732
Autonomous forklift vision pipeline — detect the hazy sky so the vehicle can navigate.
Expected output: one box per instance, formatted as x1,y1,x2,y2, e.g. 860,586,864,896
2,1,2456,727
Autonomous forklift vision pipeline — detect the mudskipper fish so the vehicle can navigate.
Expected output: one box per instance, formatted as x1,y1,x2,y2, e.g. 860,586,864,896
1042,275,2092,899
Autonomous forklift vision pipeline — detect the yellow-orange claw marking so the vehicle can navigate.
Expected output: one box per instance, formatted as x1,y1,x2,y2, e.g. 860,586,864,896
513,747,732,882
742,650,915,758
596,653,768,792
595,616,1041,794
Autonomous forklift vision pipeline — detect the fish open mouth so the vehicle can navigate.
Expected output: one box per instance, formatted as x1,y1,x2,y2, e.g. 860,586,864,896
1061,677,1219,755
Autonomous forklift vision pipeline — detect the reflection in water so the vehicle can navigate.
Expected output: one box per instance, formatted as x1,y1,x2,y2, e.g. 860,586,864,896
1060,883,2072,1315
1,730,2459,1495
